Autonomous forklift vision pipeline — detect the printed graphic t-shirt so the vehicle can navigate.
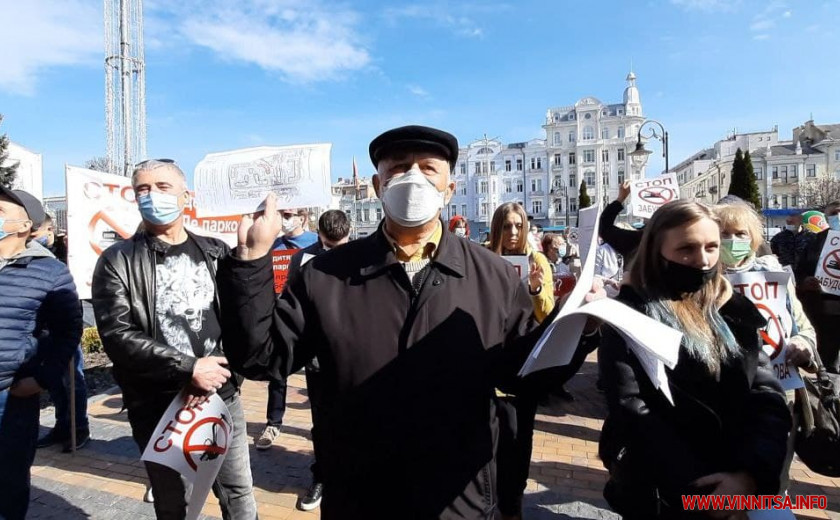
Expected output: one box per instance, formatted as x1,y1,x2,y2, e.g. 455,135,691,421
153,237,221,359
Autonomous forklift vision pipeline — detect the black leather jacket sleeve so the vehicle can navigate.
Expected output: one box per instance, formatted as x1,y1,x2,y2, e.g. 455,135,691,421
217,251,313,381
92,252,197,382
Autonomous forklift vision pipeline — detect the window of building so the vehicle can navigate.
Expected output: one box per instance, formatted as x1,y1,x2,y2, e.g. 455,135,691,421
553,132,561,146
516,180,523,193
602,149,610,163
568,131,576,143
531,179,543,192
755,168,763,180
480,203,489,217
376,208,383,220
583,149,595,163
569,173,577,187
505,159,512,172
584,113,592,120
790,164,797,178
570,200,578,213
807,164,816,177
554,200,563,213
617,148,625,161
474,163,481,174
356,209,363,222
554,153,562,166
618,169,625,184
585,170,595,186
459,162,466,175
583,126,594,140
504,180,512,193
603,171,610,187
479,180,488,194
516,158,523,171
461,204,467,216
601,127,610,139
532,200,543,215
531,158,537,170
835,150,840,161
569,112,575,120
569,152,576,165
617,125,625,138
617,109,624,116
772,166,778,179
782,195,789,208
450,204,457,216
780,165,788,179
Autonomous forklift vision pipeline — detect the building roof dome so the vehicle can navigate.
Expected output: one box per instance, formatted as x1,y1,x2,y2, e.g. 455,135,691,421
623,70,640,106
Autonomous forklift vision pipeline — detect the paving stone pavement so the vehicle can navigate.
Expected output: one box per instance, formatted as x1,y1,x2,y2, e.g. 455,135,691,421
29,354,840,519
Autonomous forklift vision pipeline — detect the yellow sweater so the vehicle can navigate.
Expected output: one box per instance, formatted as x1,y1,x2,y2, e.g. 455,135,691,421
526,246,556,323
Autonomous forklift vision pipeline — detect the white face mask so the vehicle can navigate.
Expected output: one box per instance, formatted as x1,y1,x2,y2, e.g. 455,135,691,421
784,224,798,232
381,168,446,228
454,227,467,238
282,216,300,234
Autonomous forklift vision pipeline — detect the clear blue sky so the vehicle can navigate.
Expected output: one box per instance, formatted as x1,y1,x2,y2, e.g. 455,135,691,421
1,0,838,196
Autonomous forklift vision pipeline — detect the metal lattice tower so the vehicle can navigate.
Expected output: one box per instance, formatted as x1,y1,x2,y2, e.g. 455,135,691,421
105,0,146,176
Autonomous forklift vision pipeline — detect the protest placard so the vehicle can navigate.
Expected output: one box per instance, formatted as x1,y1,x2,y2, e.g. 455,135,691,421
194,144,332,218
503,255,530,281
630,172,680,219
814,230,840,296
141,392,233,520
66,166,240,299
726,271,803,390
273,249,301,294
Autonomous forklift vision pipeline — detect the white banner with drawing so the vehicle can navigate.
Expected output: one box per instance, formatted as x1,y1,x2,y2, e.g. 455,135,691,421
726,271,804,391
630,172,680,219
194,144,332,218
141,392,233,520
814,230,840,296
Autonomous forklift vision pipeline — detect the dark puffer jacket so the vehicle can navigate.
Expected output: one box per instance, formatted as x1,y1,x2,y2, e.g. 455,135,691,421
598,286,791,519
0,242,82,392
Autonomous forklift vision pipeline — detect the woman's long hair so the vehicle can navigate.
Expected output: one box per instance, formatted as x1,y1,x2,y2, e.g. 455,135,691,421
488,202,529,255
629,200,739,372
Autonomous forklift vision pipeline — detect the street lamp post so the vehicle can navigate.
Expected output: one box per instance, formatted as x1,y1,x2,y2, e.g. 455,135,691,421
629,119,670,175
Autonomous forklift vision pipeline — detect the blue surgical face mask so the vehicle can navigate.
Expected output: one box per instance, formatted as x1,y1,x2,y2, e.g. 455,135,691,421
35,235,49,246
829,214,840,231
137,191,183,225
0,217,27,241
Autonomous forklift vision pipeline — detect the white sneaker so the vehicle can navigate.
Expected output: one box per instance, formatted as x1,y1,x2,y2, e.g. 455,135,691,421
256,425,281,451
143,485,154,503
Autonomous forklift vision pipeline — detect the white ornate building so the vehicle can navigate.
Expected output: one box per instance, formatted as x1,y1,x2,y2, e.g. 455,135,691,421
332,176,382,239
446,72,649,236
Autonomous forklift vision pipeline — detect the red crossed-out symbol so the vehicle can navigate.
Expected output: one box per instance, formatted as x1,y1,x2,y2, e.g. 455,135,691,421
821,249,840,280
638,186,675,204
754,302,785,360
182,417,230,472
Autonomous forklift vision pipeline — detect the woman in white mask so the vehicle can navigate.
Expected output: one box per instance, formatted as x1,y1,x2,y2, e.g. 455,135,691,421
447,215,470,240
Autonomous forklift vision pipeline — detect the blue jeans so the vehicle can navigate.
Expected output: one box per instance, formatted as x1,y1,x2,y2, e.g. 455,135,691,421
48,345,89,436
128,393,258,520
0,389,40,520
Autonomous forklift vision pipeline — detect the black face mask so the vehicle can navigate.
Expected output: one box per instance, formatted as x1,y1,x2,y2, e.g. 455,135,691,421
661,257,717,295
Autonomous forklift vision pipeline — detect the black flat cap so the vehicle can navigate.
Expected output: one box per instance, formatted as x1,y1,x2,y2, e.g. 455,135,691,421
369,125,459,169
0,185,45,229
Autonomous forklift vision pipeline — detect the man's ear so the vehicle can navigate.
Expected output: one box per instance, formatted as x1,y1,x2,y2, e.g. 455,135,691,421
444,180,456,204
372,174,382,199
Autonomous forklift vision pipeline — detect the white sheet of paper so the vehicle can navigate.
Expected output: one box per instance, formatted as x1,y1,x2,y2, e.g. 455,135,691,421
504,255,530,281
630,172,680,219
194,144,332,218
141,392,233,520
726,271,804,391
814,230,840,296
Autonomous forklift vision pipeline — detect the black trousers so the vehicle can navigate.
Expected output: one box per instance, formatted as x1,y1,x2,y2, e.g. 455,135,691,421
305,363,324,483
266,378,287,426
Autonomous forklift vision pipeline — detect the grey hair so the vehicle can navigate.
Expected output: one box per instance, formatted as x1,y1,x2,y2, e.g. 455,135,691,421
131,160,187,186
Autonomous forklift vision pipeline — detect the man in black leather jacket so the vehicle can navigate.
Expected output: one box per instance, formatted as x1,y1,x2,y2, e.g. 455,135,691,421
92,160,256,519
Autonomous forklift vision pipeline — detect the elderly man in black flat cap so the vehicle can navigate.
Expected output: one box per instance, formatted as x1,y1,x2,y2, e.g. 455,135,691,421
217,125,600,519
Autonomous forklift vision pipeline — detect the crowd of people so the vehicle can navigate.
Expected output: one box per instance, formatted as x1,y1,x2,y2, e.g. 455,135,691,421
0,123,837,519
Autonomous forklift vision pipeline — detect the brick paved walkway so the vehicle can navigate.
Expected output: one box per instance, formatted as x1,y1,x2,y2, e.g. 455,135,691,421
30,355,840,519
